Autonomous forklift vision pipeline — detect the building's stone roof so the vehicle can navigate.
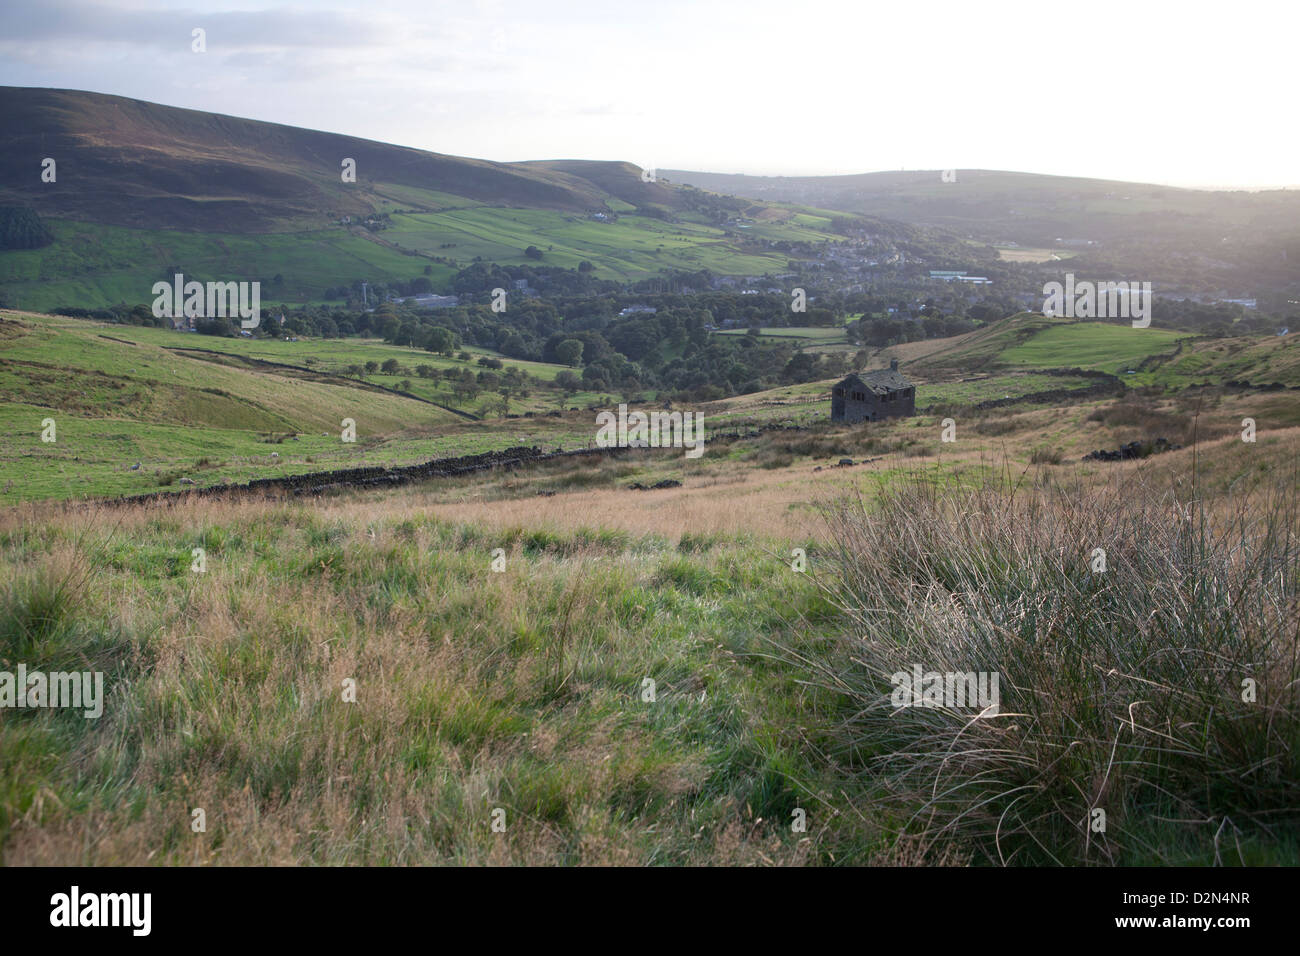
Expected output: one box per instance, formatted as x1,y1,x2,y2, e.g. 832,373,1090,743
838,368,912,395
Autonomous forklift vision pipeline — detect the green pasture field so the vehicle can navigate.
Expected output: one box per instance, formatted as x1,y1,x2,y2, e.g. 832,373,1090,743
0,220,449,313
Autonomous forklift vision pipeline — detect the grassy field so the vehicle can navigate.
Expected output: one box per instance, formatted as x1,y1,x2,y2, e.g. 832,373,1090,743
1,405,1297,864
909,313,1190,375
1135,330,1300,388
0,204,843,312
0,310,619,503
994,246,1076,263
382,207,815,280
3,299,1299,864
999,322,1187,374
715,327,851,347
7,310,1262,505
0,220,452,314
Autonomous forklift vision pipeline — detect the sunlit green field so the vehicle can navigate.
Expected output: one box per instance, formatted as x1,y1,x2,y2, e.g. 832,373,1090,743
0,220,449,313
382,206,818,279
999,322,1187,373
0,311,609,503
0,202,845,311
716,327,850,344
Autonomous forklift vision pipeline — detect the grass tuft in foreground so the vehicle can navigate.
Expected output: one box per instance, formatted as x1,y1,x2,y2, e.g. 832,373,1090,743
808,466,1300,864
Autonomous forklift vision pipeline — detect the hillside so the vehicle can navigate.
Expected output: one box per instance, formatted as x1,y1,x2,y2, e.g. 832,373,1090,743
661,167,1300,248
901,312,1185,375
8,305,1297,505
6,296,1298,867
0,88,611,232
663,168,1300,307
0,88,873,311
5,313,1298,865
0,309,608,501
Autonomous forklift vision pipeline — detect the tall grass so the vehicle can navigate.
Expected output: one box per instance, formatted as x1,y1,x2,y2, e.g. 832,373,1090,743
0,498,843,865
810,466,1300,864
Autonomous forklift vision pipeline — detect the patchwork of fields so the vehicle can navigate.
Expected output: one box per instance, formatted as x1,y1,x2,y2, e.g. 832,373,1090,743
0,203,846,312
6,310,1289,504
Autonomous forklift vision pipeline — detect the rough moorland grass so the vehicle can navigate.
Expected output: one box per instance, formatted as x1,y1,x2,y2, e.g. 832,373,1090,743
0,499,865,864
808,465,1300,864
4,428,1295,865
0,546,144,846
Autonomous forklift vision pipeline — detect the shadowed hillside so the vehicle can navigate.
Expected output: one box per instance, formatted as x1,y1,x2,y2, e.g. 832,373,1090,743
0,88,890,310
0,88,666,232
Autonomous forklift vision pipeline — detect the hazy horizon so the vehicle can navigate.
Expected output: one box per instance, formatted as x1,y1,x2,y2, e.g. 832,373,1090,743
1,0,1296,190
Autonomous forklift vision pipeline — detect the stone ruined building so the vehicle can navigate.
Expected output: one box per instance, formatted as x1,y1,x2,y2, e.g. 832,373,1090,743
831,360,916,423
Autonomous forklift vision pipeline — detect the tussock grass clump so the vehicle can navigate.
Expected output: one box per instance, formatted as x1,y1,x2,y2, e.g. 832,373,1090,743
1086,395,1236,445
971,417,1019,437
0,549,141,845
677,531,722,554
744,430,884,466
812,469,1300,864
0,551,132,673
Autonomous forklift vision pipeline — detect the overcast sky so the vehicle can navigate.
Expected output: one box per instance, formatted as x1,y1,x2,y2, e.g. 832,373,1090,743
1,0,1295,188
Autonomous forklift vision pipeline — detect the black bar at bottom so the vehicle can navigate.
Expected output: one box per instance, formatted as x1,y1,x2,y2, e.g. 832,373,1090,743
0,865,1279,942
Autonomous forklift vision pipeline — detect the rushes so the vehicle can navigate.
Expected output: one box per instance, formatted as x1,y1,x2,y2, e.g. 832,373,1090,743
811,465,1300,864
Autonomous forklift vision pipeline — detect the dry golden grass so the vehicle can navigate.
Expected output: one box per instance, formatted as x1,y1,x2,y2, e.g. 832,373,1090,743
3,388,1296,866
0,468,853,865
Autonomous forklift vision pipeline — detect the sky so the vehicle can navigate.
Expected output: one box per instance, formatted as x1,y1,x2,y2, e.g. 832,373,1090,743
1,0,1295,189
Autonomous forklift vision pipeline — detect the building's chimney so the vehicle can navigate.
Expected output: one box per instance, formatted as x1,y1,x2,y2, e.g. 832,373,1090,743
890,359,899,371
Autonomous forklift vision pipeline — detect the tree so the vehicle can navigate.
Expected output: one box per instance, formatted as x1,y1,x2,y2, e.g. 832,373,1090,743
524,245,543,260
498,330,529,358
364,361,379,374
452,376,480,401
554,369,581,394
424,326,454,354
196,317,234,336
555,339,584,367
578,260,594,273
381,358,400,374
782,351,820,383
